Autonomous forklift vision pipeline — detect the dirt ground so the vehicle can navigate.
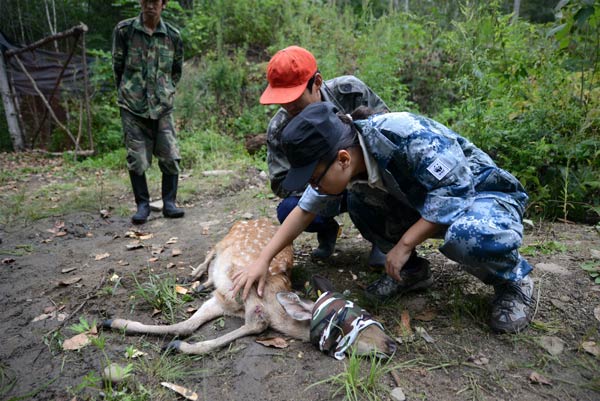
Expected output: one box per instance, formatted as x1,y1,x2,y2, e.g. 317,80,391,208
1,163,599,401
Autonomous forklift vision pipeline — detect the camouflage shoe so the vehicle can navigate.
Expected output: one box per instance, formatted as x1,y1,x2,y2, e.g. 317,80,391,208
490,275,534,333
365,256,433,302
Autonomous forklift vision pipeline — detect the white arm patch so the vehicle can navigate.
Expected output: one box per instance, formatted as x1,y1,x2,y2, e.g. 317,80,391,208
426,158,451,180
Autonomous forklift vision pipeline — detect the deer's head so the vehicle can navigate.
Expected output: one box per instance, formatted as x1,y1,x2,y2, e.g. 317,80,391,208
276,291,397,359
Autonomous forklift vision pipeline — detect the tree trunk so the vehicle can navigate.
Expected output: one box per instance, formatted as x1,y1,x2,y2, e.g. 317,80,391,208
512,0,521,24
44,0,60,52
0,52,25,151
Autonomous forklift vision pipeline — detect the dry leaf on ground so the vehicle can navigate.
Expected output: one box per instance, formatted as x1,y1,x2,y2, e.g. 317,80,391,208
415,326,435,343
62,333,93,351
529,371,552,386
175,285,188,295
166,237,178,244
400,310,413,336
539,336,565,356
59,277,82,286
581,341,600,357
32,313,53,322
161,382,198,401
256,337,289,349
94,253,110,261
126,242,143,250
467,354,490,365
414,309,438,322
125,349,147,359
172,248,182,257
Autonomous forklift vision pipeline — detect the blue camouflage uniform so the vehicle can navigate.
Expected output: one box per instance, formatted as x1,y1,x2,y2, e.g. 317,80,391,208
298,112,533,284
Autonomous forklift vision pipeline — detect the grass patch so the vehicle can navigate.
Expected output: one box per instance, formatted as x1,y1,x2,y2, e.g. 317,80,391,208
447,285,490,330
307,349,401,401
580,261,600,285
520,241,568,257
136,347,208,384
0,363,16,399
132,273,192,324
0,126,263,225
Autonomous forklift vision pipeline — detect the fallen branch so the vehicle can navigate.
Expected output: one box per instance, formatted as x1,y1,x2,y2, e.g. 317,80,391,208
35,149,95,157
4,24,88,58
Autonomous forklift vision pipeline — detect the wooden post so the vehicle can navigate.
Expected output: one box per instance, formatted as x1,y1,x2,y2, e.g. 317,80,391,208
0,51,24,151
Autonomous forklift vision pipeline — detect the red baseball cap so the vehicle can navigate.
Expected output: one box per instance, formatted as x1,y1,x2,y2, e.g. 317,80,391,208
260,46,318,105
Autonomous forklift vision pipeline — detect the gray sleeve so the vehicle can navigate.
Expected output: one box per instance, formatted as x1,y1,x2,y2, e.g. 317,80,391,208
266,110,296,198
324,76,389,114
297,185,343,217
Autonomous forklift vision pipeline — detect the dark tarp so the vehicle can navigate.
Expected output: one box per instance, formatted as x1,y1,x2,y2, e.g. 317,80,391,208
0,31,92,97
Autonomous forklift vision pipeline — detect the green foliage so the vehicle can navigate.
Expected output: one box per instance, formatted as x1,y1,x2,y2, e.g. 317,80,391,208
88,50,124,154
580,261,600,284
68,316,98,335
2,0,598,222
0,363,17,399
520,241,567,257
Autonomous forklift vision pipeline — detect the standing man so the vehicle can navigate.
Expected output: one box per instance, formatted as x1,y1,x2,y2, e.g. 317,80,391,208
112,0,184,224
260,46,389,264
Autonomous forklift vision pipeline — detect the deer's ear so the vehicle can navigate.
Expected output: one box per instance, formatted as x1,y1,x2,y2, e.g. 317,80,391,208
276,292,314,321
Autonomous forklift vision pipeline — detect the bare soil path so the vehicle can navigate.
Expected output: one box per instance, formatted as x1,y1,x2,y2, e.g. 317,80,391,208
1,160,599,401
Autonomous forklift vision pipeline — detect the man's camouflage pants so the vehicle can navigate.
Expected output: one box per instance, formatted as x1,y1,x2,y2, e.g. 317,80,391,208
347,183,533,284
120,108,181,176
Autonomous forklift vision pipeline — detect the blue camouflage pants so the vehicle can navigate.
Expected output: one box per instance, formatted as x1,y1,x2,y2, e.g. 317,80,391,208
347,183,532,284
121,108,181,176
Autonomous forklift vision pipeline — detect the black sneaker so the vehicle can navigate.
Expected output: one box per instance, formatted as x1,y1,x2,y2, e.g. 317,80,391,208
490,275,534,333
365,256,433,301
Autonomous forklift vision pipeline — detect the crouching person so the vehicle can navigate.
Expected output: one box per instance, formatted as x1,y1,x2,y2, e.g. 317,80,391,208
232,102,534,334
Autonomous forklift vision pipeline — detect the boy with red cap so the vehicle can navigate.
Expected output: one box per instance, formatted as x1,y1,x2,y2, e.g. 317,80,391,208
260,45,389,264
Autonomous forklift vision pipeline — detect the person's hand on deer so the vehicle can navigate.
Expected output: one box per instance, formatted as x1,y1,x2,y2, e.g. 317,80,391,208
231,206,316,300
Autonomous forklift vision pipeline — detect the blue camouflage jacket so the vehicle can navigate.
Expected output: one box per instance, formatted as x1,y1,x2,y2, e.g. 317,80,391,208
298,112,528,226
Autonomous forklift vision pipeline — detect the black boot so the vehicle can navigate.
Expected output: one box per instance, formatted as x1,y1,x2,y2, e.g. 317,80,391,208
161,174,184,218
312,219,339,259
129,171,151,225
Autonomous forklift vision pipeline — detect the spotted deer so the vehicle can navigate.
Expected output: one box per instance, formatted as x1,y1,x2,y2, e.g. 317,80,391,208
104,218,396,357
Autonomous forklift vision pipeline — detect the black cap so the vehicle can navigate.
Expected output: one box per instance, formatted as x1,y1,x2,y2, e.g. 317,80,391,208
281,102,351,191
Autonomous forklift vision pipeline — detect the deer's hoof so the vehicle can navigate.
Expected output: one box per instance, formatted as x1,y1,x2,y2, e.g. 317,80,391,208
163,340,181,353
102,319,113,329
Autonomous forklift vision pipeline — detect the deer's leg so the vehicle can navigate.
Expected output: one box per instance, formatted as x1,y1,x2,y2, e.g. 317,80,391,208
167,301,270,355
190,249,215,280
104,296,224,337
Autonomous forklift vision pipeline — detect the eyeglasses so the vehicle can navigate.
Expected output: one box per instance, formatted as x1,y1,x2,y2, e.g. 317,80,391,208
309,155,337,190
